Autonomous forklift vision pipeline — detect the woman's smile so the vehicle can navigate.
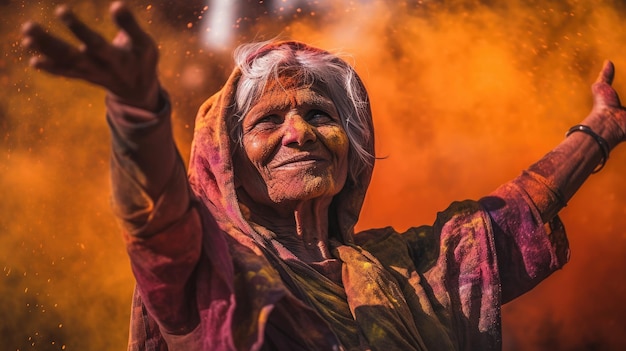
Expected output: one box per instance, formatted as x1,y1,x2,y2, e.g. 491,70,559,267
271,152,330,169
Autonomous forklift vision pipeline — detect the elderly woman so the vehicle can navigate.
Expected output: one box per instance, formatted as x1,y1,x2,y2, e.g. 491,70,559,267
21,2,626,351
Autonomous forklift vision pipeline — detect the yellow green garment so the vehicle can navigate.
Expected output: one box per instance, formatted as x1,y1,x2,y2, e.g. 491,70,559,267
107,42,570,351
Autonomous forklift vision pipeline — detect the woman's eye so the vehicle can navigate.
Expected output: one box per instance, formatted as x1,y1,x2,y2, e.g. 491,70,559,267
307,110,334,124
254,114,281,128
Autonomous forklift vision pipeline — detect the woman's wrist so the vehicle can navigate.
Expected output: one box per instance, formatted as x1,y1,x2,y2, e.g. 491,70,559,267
579,108,625,151
107,78,163,113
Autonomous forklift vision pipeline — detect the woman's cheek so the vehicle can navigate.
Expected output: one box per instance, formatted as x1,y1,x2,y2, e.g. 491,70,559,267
245,132,282,165
324,126,350,158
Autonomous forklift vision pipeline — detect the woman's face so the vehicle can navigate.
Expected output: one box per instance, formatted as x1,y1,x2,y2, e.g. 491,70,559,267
234,82,349,210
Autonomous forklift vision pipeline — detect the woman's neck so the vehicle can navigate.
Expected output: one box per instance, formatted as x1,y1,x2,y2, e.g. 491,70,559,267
240,195,333,263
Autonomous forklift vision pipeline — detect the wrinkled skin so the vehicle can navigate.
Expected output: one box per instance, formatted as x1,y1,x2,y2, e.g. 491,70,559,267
234,84,350,213
231,83,350,262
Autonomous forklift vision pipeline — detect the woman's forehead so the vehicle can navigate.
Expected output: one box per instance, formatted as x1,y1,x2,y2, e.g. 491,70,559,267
248,83,337,116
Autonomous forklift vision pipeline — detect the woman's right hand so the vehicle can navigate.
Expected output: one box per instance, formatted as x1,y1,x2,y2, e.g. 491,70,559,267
21,1,161,111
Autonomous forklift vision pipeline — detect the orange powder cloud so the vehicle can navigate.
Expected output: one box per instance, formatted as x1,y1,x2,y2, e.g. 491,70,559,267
2,0,626,349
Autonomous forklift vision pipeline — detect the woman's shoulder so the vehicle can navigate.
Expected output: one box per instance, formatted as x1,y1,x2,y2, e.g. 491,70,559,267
353,199,492,273
354,225,438,273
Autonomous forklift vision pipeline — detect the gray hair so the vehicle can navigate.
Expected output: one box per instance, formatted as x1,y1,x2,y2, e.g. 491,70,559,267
231,40,374,184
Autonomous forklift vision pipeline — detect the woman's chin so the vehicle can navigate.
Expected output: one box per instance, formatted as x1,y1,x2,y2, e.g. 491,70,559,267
268,177,343,204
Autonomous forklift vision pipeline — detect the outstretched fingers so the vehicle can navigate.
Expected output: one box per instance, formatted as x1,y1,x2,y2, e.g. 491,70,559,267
56,5,111,58
21,21,81,69
21,2,159,106
110,2,150,46
21,20,113,84
28,54,90,80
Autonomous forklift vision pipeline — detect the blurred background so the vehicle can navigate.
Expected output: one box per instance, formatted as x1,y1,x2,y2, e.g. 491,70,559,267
2,0,626,349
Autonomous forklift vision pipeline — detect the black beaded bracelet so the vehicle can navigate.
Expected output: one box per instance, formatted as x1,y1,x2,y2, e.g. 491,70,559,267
565,124,610,173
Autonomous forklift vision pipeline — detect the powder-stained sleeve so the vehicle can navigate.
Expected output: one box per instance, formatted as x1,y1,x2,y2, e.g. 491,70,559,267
125,206,203,336
367,172,570,350
106,92,205,339
422,201,502,350
106,91,190,237
480,172,570,304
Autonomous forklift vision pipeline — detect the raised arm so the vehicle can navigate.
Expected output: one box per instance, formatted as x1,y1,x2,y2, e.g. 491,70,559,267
21,2,202,336
478,61,626,303
21,2,188,235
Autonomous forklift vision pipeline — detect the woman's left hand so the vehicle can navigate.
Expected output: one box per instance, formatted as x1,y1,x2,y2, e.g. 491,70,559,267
589,60,626,148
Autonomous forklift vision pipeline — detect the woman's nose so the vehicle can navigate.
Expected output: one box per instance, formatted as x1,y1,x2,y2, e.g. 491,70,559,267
282,115,316,146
